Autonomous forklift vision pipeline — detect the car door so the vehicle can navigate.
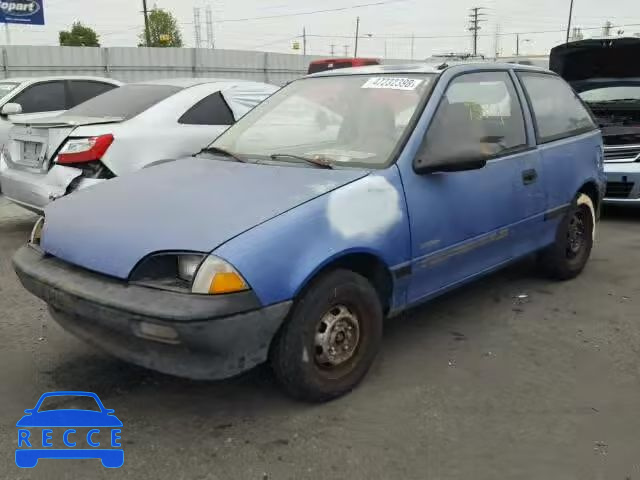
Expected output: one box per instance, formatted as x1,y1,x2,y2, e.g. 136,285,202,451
400,70,546,305
516,72,601,219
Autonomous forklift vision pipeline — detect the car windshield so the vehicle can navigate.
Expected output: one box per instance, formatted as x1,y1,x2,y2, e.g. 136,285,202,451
37,395,101,412
211,74,435,168
64,84,182,120
0,82,18,96
579,85,640,104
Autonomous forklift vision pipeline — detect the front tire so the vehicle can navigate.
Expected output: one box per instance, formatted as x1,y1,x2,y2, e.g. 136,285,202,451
270,269,383,402
538,193,595,280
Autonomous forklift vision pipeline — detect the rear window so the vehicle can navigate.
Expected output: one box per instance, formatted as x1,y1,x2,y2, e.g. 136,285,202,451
64,84,182,120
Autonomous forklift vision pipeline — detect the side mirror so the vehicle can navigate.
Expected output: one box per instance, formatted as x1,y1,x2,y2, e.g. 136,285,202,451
1,102,22,116
414,143,490,174
105,409,115,415
23,409,34,414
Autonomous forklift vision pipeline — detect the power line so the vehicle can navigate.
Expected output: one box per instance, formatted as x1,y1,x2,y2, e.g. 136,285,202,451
304,22,640,40
201,0,408,25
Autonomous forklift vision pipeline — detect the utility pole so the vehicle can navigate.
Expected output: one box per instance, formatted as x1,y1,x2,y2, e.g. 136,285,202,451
468,7,487,57
516,33,519,56
354,17,360,57
142,0,151,47
565,0,575,43
330,44,335,56
602,20,613,37
343,44,350,57
302,26,307,56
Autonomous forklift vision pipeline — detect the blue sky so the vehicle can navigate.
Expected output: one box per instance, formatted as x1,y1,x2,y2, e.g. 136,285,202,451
4,0,640,59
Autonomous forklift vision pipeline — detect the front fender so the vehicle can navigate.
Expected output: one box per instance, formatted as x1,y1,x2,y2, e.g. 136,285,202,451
213,167,412,307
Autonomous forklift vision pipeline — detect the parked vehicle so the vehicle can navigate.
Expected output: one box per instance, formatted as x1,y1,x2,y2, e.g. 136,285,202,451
0,76,121,194
0,76,121,148
550,38,640,204
13,63,604,401
0,78,277,213
308,58,380,74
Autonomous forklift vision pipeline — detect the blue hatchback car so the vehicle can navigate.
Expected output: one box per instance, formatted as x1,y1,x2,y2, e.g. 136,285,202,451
14,63,605,401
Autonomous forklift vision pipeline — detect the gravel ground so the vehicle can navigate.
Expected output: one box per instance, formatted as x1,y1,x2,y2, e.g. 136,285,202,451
1,195,639,480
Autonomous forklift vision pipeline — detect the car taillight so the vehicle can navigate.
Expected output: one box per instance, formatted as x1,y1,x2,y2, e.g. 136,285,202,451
56,134,114,165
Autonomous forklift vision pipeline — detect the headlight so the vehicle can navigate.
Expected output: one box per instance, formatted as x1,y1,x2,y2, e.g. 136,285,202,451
192,256,249,295
131,253,249,295
177,254,203,282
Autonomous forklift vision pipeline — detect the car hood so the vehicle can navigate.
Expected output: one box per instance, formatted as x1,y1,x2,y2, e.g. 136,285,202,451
550,37,640,82
41,157,368,279
16,410,123,428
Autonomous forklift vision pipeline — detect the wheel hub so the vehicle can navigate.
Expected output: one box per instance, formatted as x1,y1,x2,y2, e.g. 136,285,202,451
567,211,586,257
314,305,360,368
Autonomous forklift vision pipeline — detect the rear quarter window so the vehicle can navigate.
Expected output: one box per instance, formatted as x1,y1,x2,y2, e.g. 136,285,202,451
518,72,596,143
178,92,235,125
63,84,182,120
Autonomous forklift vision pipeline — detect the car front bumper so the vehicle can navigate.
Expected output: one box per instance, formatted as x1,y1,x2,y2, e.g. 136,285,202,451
13,246,291,380
603,161,640,205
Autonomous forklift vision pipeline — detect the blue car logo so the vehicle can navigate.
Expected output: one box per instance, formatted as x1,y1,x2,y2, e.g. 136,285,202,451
15,391,123,468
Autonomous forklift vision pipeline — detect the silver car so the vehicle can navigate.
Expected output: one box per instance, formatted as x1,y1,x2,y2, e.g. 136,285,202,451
0,76,122,148
0,78,278,213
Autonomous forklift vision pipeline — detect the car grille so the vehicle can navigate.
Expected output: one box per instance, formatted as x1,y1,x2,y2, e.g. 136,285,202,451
604,144,640,163
605,181,634,199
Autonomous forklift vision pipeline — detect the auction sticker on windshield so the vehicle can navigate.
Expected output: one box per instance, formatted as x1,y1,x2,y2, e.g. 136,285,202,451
362,77,423,90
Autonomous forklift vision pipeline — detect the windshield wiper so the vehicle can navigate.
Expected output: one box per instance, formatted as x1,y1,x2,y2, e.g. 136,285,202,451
199,146,246,163
269,153,334,169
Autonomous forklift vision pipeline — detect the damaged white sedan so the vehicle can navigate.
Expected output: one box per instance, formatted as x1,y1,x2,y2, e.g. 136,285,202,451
0,78,277,213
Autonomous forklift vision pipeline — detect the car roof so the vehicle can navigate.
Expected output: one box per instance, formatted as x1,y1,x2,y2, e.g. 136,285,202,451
135,77,272,90
307,62,550,78
0,76,121,84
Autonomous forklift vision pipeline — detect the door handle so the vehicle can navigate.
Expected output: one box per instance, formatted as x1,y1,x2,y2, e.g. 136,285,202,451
522,168,538,185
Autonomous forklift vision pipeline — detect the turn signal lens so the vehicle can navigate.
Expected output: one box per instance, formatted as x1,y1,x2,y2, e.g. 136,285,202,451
30,216,45,246
209,272,248,294
192,256,249,295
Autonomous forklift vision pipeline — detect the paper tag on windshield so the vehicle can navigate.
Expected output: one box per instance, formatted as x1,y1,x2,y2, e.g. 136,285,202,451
362,77,422,90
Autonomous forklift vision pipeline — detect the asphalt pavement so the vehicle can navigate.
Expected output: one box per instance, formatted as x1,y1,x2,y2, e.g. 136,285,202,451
1,195,639,480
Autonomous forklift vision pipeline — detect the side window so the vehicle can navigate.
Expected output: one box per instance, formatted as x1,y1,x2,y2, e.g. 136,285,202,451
423,71,527,161
178,92,235,126
69,81,117,107
11,81,67,114
518,72,596,143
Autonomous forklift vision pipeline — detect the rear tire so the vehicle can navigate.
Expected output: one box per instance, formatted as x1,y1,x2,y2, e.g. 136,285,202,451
538,193,595,280
270,269,383,402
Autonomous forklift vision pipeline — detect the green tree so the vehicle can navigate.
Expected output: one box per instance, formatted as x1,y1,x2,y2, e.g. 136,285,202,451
139,8,183,48
59,22,100,47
